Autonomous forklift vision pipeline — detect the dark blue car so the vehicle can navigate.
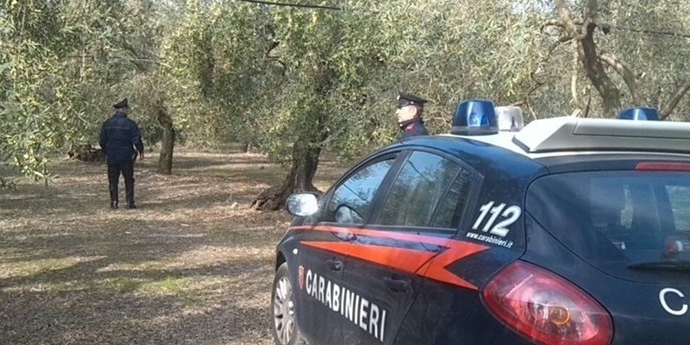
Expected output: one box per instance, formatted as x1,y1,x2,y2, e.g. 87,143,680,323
271,101,690,345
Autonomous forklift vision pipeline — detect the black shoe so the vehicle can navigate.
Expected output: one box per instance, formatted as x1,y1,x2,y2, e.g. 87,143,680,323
126,203,137,209
110,201,118,209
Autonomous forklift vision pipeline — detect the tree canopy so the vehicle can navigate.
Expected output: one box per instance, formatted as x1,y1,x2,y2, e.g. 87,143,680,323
3,0,690,206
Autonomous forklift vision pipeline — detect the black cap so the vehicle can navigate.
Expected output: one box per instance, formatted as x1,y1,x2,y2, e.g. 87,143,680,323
397,92,427,109
113,98,129,109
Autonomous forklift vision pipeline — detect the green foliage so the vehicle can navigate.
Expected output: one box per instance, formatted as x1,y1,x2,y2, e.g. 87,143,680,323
4,0,690,184
160,1,275,149
0,0,143,181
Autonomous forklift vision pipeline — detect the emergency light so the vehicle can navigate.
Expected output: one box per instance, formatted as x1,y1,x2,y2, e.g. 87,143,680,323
451,99,499,135
495,106,525,132
617,107,660,121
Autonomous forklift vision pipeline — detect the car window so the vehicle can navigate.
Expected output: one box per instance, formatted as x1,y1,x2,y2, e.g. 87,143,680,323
527,171,690,264
667,185,690,232
326,157,396,224
376,151,469,229
430,169,473,228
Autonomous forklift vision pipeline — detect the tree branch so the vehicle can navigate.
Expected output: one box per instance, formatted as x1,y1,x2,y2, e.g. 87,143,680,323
516,27,573,118
264,40,287,72
599,53,643,105
560,0,622,115
265,40,280,60
661,73,690,120
236,0,341,11
118,38,150,73
263,22,287,74
612,26,690,39
541,17,576,45
554,0,585,40
653,86,663,110
583,88,593,118
541,19,565,32
571,41,582,112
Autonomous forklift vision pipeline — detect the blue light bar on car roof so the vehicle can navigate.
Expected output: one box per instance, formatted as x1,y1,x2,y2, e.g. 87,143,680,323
617,107,660,121
451,99,499,135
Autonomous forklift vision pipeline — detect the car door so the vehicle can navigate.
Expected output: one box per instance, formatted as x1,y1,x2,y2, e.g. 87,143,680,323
340,149,475,345
293,152,402,345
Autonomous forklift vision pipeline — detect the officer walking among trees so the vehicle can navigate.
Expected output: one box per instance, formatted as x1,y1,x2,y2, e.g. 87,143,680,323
396,92,429,140
99,98,144,209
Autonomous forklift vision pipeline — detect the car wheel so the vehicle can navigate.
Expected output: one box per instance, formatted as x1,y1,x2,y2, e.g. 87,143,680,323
272,262,306,345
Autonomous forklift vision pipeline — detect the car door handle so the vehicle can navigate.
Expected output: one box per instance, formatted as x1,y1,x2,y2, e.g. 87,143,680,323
383,277,409,292
326,259,343,271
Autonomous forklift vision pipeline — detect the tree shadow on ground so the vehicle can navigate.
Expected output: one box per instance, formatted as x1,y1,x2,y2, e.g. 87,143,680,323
0,215,282,271
0,150,306,344
0,267,274,345
0,214,279,345
170,155,274,171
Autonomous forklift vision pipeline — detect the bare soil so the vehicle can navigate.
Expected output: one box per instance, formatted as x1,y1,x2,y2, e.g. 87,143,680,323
0,148,344,345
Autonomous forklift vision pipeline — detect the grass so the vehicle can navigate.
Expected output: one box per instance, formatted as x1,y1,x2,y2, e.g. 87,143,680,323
0,147,346,345
105,276,143,293
0,257,97,279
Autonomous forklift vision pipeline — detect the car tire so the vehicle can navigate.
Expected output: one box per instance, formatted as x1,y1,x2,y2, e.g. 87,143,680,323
272,262,307,345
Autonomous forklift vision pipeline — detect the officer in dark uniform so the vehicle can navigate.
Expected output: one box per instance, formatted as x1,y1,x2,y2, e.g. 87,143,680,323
396,92,429,140
99,98,144,209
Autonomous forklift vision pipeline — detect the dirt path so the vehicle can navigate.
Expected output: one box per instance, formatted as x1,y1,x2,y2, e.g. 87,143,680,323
0,149,342,345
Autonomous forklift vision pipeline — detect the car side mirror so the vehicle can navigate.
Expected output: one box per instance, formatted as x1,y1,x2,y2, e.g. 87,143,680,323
286,193,319,217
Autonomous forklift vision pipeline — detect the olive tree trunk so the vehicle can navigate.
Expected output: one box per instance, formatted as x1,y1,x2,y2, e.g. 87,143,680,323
249,137,324,211
156,102,175,175
550,0,690,118
250,60,334,211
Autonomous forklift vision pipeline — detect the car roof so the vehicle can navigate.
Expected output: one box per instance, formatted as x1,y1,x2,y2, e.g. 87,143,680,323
395,116,690,176
453,116,690,155
511,116,690,154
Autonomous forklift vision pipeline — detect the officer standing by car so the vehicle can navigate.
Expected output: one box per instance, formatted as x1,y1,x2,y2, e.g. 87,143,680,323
99,98,144,209
396,92,429,140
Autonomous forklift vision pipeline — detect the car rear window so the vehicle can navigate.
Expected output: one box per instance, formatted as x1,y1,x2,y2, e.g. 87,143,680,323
527,171,690,265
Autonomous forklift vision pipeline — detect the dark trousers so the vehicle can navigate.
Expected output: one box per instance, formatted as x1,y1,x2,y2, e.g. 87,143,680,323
107,161,135,206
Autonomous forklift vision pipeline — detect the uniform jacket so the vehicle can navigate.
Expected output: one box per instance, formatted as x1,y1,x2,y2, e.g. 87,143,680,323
399,118,429,140
99,112,144,164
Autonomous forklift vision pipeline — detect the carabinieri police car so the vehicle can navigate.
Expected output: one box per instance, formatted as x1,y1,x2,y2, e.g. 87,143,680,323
271,100,690,345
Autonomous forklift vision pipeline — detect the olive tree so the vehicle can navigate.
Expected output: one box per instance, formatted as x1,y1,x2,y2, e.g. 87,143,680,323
0,0,133,180
540,0,690,118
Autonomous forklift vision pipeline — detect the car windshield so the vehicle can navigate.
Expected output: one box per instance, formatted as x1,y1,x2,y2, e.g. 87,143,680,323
527,171,690,267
